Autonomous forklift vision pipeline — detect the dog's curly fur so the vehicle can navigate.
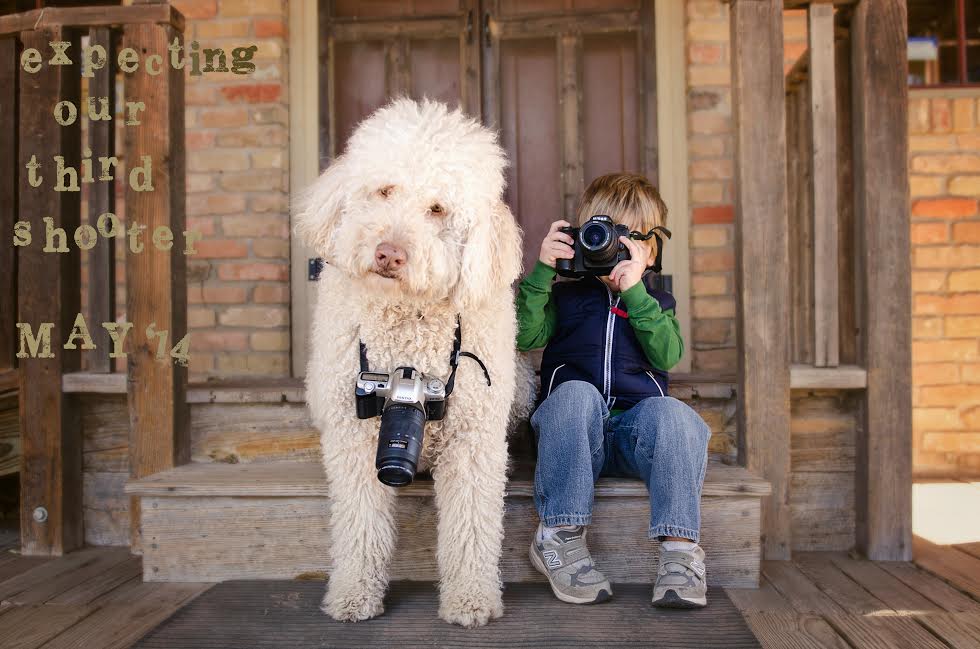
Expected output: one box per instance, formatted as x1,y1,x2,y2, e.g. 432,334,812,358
295,99,524,627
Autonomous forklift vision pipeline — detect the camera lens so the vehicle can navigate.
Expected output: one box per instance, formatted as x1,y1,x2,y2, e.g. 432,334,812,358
376,402,426,487
579,221,618,264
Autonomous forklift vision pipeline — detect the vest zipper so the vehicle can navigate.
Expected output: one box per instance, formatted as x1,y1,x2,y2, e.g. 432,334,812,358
602,283,619,407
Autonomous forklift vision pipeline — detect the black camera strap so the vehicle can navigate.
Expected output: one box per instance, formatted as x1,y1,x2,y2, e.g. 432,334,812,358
357,315,492,395
629,226,672,274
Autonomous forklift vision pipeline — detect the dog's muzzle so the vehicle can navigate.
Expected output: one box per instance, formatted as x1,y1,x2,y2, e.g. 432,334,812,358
373,242,407,278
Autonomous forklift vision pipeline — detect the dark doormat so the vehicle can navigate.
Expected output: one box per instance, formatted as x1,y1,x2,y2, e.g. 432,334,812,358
132,581,760,649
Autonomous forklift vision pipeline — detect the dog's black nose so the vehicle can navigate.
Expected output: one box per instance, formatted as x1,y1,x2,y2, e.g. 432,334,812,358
375,242,407,271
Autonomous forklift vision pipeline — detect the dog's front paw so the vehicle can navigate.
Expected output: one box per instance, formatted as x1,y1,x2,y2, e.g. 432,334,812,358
321,584,385,622
439,587,504,627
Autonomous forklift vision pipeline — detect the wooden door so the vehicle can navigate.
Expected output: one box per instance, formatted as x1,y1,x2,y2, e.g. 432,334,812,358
316,0,657,273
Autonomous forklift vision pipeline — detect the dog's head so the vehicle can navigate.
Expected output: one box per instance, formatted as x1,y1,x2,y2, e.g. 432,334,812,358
295,98,523,310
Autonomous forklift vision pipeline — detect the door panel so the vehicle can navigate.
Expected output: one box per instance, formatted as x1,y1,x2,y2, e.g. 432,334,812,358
333,41,387,150
410,39,461,104
582,33,639,184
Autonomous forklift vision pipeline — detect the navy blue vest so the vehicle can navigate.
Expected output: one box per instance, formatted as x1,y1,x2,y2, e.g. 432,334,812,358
538,275,674,410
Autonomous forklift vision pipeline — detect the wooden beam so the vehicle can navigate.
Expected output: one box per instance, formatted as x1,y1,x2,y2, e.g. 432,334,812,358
17,27,83,556
459,0,481,119
808,4,839,367
639,0,658,183
730,0,792,560
122,22,189,550
790,364,866,390
835,24,859,365
0,37,17,371
331,17,460,42
0,5,183,36
384,38,411,98
558,33,583,224
850,0,912,561
492,10,640,39
86,27,117,374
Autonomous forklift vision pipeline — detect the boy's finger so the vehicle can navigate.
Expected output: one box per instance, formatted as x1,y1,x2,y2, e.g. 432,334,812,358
548,220,571,234
619,235,643,258
555,232,574,245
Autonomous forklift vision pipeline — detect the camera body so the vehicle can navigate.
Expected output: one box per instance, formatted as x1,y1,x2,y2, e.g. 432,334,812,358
355,368,446,487
556,215,632,278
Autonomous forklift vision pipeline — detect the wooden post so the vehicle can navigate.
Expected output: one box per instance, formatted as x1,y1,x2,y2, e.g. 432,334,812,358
639,0,658,184
850,0,912,561
558,33,583,223
808,4,839,368
123,23,189,550
730,0,791,560
0,37,17,370
87,27,116,373
17,28,83,555
460,0,482,119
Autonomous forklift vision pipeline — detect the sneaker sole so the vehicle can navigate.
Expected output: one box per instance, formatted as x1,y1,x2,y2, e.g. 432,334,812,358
652,589,707,608
529,543,612,605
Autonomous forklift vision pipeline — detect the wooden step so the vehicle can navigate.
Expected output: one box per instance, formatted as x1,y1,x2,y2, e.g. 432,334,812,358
127,461,769,588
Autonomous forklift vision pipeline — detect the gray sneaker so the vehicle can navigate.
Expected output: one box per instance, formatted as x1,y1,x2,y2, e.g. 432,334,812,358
529,526,612,604
652,544,707,608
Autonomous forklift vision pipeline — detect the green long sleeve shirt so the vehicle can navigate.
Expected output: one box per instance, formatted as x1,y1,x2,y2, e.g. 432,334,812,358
516,261,684,372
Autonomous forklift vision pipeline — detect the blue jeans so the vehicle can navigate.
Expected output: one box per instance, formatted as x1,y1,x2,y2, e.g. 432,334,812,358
531,380,711,542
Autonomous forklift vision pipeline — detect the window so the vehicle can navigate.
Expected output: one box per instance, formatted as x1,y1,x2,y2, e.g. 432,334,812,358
908,0,980,86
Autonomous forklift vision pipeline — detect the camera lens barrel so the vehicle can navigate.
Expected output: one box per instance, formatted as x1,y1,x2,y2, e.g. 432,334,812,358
375,402,426,487
579,221,619,264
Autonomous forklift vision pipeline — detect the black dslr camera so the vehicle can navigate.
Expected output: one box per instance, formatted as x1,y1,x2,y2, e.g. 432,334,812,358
556,215,671,278
355,368,446,487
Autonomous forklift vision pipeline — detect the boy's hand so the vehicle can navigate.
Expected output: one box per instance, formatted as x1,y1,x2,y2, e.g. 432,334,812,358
538,220,575,268
608,236,650,292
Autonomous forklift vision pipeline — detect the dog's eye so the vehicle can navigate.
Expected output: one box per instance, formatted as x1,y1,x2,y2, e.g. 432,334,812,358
378,185,394,198
429,203,445,216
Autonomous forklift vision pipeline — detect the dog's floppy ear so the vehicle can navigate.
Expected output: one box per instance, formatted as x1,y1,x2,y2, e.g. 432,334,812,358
453,200,523,310
293,156,347,259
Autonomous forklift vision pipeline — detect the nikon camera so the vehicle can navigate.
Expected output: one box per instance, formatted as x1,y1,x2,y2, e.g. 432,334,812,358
355,368,446,487
556,215,633,278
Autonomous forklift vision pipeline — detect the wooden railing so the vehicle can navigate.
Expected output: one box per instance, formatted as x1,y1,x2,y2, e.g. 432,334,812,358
0,4,187,555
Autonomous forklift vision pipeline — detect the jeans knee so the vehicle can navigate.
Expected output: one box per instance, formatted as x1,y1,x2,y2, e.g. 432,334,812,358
634,397,711,448
551,380,603,406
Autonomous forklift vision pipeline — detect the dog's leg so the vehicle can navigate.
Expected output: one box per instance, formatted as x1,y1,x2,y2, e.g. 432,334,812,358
433,429,508,627
321,436,396,622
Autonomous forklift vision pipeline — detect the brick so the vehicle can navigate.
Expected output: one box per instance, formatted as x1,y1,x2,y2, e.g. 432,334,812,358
250,194,289,213
911,154,980,174
946,316,980,338
186,131,216,150
915,246,980,269
953,222,980,243
172,0,217,19
689,43,722,65
216,353,289,376
693,297,735,319
194,239,249,259
922,432,980,453
949,176,980,196
913,339,978,362
251,150,284,169
251,105,289,125
688,1,723,20
692,225,728,248
689,65,729,86
909,175,945,196
187,150,250,173
915,293,980,315
218,263,289,281
931,98,951,133
185,83,219,106
201,285,248,304
187,194,246,216
221,0,283,17
692,205,734,224
693,319,732,345
253,239,289,258
689,112,730,135
689,136,725,157
186,216,217,236
191,331,249,352
221,215,288,237
199,106,249,129
189,352,214,376
220,83,282,103
692,274,727,296
255,18,287,38
909,135,956,151
911,198,978,219
690,158,733,180
250,331,290,352
913,316,943,339
253,284,290,303
949,270,980,292
913,362,959,386
219,171,285,192
919,384,980,408
689,89,726,112
692,347,736,372
194,19,250,39
912,271,946,293
692,249,734,273
691,182,725,204
963,364,980,383
187,174,215,193
909,98,931,134
219,306,289,328
187,261,212,283
953,98,975,132
956,134,980,150
783,42,807,70
911,222,947,244
687,21,729,42
216,125,287,148
251,40,284,61
188,307,216,328
958,408,980,432
913,407,964,431
783,15,807,41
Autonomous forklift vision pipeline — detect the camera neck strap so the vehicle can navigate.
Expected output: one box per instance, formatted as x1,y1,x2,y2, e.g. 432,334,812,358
629,226,672,274
357,315,492,396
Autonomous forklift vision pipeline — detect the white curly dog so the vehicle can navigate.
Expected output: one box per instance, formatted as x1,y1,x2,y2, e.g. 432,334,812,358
296,99,524,627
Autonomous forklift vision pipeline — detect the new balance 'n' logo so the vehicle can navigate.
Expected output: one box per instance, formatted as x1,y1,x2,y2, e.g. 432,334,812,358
542,550,561,568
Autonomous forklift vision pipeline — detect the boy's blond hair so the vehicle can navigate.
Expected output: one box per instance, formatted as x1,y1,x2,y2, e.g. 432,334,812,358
575,173,668,258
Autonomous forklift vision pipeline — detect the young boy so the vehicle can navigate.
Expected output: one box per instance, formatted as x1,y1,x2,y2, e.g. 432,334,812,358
518,173,711,608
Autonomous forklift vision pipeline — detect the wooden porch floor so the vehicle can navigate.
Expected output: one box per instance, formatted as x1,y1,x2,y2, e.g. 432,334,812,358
0,536,977,648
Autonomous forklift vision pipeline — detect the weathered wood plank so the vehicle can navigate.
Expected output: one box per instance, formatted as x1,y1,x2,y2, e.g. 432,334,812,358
808,3,839,368
737,611,850,649
954,542,980,561
0,37,17,371
0,546,107,602
48,556,141,606
790,364,866,390
492,10,640,39
85,27,117,374
0,4,183,35
915,613,980,649
558,33,583,223
638,0,657,182
459,0,481,119
384,37,411,98
0,603,96,649
730,0,792,560
122,22,188,551
835,24,858,365
877,560,980,613
914,536,980,600
827,553,943,613
851,0,912,561
83,472,130,546
17,27,83,557
824,612,949,649
5,547,130,605
331,16,460,42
